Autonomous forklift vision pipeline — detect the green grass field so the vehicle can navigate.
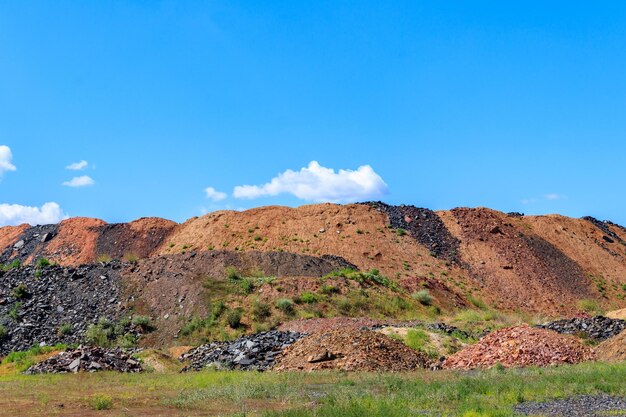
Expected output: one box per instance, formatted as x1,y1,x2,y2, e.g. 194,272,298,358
1,361,625,416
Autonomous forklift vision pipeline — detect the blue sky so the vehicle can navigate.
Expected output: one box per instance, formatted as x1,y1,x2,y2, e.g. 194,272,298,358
1,1,626,225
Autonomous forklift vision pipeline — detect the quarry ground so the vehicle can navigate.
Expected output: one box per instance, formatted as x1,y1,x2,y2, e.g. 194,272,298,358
1,362,625,416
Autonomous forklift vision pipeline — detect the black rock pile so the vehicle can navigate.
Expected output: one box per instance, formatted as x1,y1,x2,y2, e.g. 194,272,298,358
0,262,125,355
538,316,626,340
364,202,462,264
25,346,142,374
180,331,305,371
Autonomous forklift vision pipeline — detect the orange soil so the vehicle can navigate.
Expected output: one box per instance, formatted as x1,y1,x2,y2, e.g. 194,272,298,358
0,224,29,256
156,204,468,310
41,217,107,265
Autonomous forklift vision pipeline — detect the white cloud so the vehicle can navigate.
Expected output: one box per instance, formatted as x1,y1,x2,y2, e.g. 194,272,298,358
0,145,17,177
545,193,565,201
0,202,68,226
233,161,388,203
204,186,227,202
62,175,95,187
66,160,88,170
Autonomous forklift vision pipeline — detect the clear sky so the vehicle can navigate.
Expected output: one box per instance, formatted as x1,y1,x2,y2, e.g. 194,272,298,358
1,1,625,226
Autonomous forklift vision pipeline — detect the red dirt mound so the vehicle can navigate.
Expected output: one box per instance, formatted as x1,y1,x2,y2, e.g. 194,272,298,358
0,224,29,259
274,329,432,371
438,208,594,314
38,217,106,265
443,324,595,369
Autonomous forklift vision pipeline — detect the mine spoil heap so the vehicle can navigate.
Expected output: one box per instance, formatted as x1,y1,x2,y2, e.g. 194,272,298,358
443,324,595,369
25,346,142,374
180,331,305,371
0,262,125,355
537,315,626,340
274,328,432,372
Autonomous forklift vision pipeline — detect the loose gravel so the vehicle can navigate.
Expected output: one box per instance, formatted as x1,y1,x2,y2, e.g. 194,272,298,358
514,394,626,416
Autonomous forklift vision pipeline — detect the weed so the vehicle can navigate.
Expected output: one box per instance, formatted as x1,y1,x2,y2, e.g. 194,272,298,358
57,323,73,336
11,284,28,299
396,228,407,236
412,290,433,306
276,298,294,315
251,300,272,321
227,309,243,329
89,394,113,410
0,325,6,340
96,254,113,263
35,258,51,268
131,315,153,331
225,266,241,280
299,292,318,304
8,302,22,320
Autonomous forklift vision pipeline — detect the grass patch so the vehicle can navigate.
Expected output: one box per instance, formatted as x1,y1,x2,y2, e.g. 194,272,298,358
1,362,624,415
324,268,396,290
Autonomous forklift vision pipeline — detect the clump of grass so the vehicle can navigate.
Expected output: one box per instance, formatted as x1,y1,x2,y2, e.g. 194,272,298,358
11,284,29,299
252,300,272,321
412,290,433,306
578,299,603,315
123,252,139,264
57,323,73,337
405,329,430,352
1,259,22,271
0,325,7,340
299,292,319,304
324,268,395,289
89,394,113,411
225,266,241,280
96,254,113,263
35,258,51,268
131,315,153,331
227,309,243,329
2,344,67,372
85,317,138,348
8,302,22,321
276,298,294,315
320,284,339,295
396,228,407,236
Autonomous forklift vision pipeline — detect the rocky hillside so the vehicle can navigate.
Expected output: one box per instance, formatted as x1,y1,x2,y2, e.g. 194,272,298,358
1,202,626,321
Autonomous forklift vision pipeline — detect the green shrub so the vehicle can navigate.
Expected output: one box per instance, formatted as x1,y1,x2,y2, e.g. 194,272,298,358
227,309,243,328
225,266,241,280
89,394,113,411
210,301,227,320
11,284,28,299
131,315,152,331
276,298,294,314
240,278,255,294
300,292,318,304
396,228,407,236
412,290,433,306
57,323,73,336
467,295,488,310
325,268,395,289
251,300,272,321
1,259,22,271
116,333,138,349
35,258,51,268
8,302,22,320
0,325,7,340
320,284,339,295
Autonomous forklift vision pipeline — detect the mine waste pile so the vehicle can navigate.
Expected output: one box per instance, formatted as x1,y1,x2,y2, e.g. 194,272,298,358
25,346,142,374
537,315,626,340
443,324,595,369
0,262,126,355
273,329,433,372
180,331,305,371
